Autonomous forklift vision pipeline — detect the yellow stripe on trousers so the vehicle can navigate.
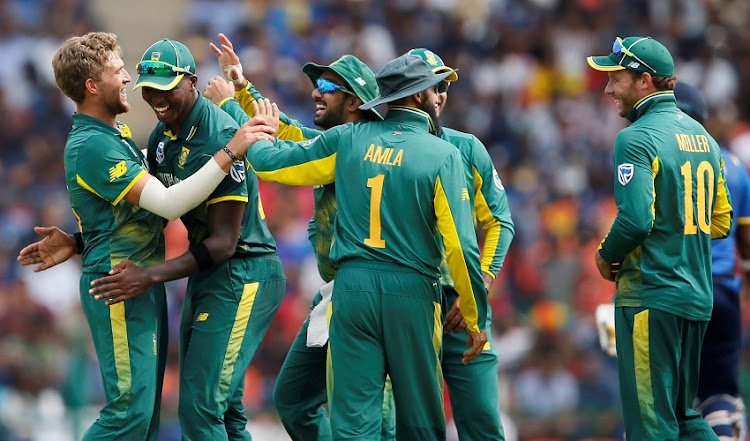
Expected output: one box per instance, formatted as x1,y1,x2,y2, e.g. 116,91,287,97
634,309,657,435
216,282,258,405
111,302,132,405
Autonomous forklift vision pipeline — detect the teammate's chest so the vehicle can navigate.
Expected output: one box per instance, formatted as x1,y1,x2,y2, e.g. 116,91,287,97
152,138,206,180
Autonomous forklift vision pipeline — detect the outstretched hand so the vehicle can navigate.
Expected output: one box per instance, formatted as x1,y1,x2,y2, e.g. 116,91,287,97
225,112,277,159
89,260,152,306
209,33,246,88
252,98,280,135
17,226,76,272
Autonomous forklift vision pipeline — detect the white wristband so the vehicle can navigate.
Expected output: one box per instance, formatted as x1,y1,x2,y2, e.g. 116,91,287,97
138,159,227,220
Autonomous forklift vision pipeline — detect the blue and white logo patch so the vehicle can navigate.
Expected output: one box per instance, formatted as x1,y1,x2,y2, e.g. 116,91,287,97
230,160,246,183
617,163,634,186
302,135,320,147
155,142,165,164
492,168,504,190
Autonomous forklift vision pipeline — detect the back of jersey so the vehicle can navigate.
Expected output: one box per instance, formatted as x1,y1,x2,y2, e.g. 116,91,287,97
329,118,474,279
616,101,730,320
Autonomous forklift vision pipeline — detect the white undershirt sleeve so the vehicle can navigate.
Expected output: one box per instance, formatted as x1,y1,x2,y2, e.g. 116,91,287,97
138,158,228,220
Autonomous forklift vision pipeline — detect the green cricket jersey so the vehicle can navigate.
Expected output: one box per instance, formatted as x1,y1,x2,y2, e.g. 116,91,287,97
64,113,164,272
146,94,276,254
223,85,340,281
598,91,733,321
245,106,487,333
437,128,514,287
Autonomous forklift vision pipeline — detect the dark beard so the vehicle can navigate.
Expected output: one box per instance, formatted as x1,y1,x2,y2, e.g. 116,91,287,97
314,100,347,130
419,98,441,137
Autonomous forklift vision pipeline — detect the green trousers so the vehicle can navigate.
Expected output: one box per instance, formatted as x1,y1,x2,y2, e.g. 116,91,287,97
328,261,444,441
178,254,285,441
79,272,168,441
616,306,717,441
273,288,396,441
441,287,505,440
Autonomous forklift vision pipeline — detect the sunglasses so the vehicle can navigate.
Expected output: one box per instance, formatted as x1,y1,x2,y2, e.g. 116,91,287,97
136,60,193,77
316,78,354,95
436,80,450,94
611,37,656,74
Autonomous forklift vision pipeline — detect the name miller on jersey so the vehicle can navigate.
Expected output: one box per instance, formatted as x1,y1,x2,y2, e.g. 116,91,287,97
363,143,403,166
675,133,711,153
157,172,182,187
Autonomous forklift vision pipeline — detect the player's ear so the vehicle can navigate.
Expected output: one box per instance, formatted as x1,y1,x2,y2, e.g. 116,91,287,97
346,96,363,112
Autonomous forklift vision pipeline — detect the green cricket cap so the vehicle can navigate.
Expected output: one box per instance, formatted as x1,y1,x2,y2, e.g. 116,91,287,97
406,48,458,82
302,55,382,120
134,38,196,91
587,36,674,77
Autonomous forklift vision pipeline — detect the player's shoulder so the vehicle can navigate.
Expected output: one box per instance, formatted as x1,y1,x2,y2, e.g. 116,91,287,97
73,131,124,156
441,126,479,144
201,96,239,130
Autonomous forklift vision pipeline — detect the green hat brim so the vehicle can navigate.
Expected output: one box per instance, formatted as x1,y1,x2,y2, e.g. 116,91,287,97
433,66,458,82
359,69,455,111
302,61,382,120
586,55,626,72
133,73,185,91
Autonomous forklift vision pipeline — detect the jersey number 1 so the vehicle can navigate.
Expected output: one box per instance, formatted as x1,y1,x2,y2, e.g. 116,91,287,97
364,174,386,248
681,160,714,235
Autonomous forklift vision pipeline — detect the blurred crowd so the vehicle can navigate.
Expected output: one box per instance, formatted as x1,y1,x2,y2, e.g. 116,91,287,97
3,0,750,440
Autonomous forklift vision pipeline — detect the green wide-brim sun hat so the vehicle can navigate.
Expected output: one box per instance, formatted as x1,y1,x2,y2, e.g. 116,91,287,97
303,55,382,120
360,54,456,110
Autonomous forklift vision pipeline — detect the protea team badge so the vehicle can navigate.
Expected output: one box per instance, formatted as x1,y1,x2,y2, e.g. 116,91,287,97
617,163,634,186
155,142,165,164
178,146,190,168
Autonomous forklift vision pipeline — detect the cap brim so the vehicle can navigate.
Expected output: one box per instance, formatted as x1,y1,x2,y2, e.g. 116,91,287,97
433,66,458,82
302,62,326,85
587,55,626,72
133,73,184,91
360,70,454,110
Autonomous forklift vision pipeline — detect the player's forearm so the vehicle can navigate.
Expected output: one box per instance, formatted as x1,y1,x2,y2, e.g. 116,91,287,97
138,158,229,221
235,83,316,141
247,139,335,186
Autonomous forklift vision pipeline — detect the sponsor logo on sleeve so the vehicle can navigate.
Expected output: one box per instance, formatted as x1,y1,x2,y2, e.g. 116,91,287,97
155,142,165,164
302,135,320,147
492,168,505,190
617,163,634,186
230,160,246,183
109,160,127,182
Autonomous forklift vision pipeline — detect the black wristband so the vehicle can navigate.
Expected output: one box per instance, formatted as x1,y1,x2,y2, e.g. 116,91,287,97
73,232,84,255
188,242,214,271
222,145,238,161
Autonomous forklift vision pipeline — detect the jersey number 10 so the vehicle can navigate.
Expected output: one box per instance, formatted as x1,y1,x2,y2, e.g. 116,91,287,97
681,160,714,235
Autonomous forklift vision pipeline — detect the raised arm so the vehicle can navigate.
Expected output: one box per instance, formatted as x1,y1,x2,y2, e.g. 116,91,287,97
208,33,322,142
